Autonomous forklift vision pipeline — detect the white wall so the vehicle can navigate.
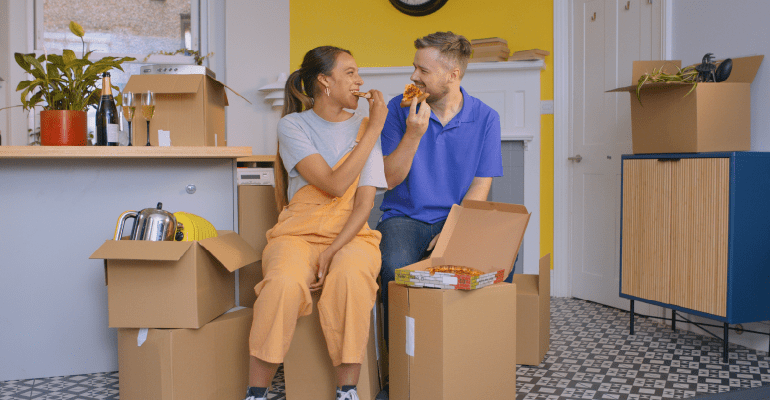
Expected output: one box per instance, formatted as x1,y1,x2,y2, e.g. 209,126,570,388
673,0,770,151
223,0,289,155
672,0,770,352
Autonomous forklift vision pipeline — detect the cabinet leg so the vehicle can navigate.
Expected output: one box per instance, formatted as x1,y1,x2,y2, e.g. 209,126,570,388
671,310,676,331
723,322,729,364
630,300,635,335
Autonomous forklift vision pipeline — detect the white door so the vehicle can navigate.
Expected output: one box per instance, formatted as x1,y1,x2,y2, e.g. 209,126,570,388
569,0,662,310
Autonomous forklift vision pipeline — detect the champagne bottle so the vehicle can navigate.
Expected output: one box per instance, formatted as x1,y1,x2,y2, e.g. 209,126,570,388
95,72,119,146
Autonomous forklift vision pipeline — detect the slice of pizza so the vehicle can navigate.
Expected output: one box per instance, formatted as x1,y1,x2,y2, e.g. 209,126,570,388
400,83,430,107
351,91,372,99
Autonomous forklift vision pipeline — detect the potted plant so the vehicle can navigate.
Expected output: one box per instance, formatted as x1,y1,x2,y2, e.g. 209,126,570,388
10,21,135,145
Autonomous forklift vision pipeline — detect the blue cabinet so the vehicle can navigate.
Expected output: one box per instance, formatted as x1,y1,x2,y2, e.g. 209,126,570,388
620,152,770,324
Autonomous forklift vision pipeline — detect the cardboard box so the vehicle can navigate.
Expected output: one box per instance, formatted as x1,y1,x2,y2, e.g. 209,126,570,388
389,281,517,400
608,55,763,154
90,230,258,328
283,291,381,400
511,254,551,366
123,74,228,146
117,307,252,400
395,200,530,290
237,185,279,307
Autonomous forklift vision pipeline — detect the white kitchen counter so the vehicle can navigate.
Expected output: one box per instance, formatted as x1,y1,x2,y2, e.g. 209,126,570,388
0,146,251,381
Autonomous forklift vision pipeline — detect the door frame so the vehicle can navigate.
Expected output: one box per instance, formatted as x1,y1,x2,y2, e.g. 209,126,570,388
552,0,673,297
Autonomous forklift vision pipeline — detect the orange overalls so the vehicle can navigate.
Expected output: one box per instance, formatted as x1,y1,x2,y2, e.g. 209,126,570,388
249,121,382,367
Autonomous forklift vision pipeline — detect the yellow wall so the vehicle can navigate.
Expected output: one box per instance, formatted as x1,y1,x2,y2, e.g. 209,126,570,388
290,0,554,259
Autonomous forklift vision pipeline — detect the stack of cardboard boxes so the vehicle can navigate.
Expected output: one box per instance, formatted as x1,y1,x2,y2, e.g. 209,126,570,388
389,200,552,399
90,231,259,400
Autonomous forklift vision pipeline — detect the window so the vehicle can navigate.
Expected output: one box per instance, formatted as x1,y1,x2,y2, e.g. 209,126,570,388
31,0,203,140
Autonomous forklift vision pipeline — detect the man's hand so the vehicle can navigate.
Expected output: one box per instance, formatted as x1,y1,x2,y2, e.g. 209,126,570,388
405,96,431,140
310,247,336,292
426,232,441,251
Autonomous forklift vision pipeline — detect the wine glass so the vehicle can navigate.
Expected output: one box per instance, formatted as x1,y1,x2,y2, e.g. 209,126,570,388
121,91,135,146
142,91,155,146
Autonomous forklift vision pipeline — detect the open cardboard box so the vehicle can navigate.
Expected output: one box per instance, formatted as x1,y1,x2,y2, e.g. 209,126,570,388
511,254,551,366
282,291,382,400
608,55,763,154
117,307,252,400
90,230,258,328
123,74,228,146
389,281,517,400
395,200,530,290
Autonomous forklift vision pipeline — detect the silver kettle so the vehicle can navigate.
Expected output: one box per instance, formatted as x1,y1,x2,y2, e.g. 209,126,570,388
114,202,178,241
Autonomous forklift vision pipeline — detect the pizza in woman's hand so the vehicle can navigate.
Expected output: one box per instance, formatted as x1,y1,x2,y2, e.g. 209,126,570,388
400,84,430,107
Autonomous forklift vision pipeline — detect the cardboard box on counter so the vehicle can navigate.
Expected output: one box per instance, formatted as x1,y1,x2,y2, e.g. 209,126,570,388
389,281,517,400
283,291,382,400
123,74,228,147
608,55,763,154
511,254,551,366
90,230,258,328
117,307,252,400
395,200,530,290
237,185,279,307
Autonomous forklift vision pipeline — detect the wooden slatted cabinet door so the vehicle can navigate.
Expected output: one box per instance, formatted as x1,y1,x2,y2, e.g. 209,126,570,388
621,159,672,303
670,158,730,317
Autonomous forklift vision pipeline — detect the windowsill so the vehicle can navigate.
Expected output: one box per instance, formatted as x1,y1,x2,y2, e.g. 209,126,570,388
0,146,252,159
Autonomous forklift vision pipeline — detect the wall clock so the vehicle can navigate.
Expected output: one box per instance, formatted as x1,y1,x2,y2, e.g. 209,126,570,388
389,0,448,17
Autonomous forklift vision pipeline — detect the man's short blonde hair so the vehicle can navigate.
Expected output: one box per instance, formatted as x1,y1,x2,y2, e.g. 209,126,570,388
414,31,472,77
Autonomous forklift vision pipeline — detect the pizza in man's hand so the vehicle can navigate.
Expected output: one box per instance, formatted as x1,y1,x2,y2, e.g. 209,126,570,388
400,83,430,107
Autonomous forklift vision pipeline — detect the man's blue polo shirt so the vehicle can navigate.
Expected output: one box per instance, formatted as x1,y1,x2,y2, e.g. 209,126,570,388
379,87,503,224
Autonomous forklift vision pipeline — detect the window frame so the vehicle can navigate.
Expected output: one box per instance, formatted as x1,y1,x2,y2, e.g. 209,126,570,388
31,0,206,66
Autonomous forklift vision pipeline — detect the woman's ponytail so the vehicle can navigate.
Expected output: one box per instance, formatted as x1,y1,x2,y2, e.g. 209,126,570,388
273,46,352,212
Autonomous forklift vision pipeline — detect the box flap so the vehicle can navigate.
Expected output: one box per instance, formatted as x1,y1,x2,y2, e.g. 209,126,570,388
90,240,192,261
607,81,694,93
197,230,259,272
539,253,550,299
432,201,530,277
725,55,764,83
510,274,538,295
123,74,203,94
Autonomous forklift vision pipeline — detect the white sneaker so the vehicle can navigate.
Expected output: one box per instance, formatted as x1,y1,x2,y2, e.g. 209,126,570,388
244,397,267,400
337,387,359,400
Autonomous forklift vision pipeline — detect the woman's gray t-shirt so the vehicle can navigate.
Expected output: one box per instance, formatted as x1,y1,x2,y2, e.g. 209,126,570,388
278,109,387,202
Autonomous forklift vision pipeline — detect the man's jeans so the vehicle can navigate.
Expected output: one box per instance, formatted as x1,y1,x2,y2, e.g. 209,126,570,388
376,216,446,345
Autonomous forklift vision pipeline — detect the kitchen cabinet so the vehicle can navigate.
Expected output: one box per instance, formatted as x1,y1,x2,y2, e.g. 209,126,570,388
0,146,251,381
620,152,770,361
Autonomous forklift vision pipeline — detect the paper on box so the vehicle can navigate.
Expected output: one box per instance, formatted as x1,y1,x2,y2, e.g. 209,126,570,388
608,55,763,154
90,230,258,328
389,281,517,400
117,307,252,400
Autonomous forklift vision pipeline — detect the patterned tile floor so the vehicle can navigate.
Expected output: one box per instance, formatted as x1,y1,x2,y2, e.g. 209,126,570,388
2,297,769,399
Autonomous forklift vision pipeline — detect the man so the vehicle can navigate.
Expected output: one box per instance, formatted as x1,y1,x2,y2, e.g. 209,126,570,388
375,31,503,399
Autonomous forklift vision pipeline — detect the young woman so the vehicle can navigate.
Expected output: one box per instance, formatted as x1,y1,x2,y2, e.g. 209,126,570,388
243,46,388,400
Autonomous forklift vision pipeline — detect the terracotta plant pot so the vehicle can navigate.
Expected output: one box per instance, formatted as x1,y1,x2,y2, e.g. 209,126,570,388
40,110,88,146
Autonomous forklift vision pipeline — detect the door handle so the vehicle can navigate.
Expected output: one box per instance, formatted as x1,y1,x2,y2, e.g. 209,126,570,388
568,154,583,163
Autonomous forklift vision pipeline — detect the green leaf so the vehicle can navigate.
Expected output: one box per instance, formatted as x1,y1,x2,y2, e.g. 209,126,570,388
14,53,31,72
16,80,32,91
62,49,76,65
69,21,85,38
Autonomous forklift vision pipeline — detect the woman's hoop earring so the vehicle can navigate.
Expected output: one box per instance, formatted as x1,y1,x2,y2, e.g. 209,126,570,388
325,86,330,97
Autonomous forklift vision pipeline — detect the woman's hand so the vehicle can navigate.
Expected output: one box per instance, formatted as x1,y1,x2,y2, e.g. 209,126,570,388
310,247,337,292
366,90,388,132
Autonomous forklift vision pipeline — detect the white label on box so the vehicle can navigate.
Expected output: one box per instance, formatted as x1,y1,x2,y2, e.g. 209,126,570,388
158,130,171,147
442,276,458,285
406,316,415,357
137,328,149,347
